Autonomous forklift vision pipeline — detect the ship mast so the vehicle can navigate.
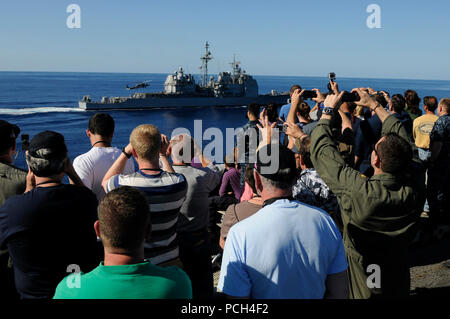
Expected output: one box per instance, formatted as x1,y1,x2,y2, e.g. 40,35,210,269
199,41,213,87
230,54,241,82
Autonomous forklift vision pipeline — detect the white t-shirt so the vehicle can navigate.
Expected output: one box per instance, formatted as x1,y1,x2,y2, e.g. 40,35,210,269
73,147,135,201
218,199,348,299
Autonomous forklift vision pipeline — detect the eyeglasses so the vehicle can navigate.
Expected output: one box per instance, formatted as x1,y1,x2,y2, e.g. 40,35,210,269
373,145,381,162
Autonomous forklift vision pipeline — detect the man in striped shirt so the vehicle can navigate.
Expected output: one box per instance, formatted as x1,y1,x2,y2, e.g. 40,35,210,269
102,124,187,266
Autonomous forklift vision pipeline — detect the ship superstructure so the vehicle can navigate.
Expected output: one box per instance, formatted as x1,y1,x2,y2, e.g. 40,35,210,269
79,42,288,110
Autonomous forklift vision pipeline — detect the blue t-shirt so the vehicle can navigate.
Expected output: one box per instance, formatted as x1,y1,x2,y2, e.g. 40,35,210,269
218,199,348,299
278,103,292,122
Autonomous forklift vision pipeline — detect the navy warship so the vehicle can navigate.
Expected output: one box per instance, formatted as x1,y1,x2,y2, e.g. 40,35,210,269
78,42,289,110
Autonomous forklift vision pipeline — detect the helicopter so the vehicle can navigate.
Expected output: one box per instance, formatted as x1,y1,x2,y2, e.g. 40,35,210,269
126,80,152,90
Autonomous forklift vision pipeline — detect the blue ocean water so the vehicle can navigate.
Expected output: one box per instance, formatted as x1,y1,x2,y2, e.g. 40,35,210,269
1,71,450,170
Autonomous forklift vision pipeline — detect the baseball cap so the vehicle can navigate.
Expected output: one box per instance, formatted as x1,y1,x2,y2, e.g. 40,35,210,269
0,120,20,152
28,131,68,160
255,143,297,183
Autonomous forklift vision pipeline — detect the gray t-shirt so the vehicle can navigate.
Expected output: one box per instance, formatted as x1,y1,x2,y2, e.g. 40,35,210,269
302,121,319,136
173,164,221,233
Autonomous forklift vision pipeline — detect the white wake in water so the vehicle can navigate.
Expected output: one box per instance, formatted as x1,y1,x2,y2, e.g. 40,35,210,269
0,107,85,116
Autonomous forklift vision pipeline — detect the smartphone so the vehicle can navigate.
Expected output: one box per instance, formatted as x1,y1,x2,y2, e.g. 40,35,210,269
341,91,360,102
302,90,317,99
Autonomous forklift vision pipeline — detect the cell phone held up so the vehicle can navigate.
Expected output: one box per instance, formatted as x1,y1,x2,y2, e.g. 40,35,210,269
302,90,317,99
341,91,360,102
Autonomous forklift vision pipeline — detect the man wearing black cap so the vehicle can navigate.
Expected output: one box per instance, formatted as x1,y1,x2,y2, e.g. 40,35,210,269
0,120,27,299
0,131,99,299
217,118,349,299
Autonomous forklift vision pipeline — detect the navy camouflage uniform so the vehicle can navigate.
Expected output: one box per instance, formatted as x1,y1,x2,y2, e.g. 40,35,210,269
311,115,425,299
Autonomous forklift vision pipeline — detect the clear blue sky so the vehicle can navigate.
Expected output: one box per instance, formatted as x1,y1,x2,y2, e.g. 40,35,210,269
1,0,449,80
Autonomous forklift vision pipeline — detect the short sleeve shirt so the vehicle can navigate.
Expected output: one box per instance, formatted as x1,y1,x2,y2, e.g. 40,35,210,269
218,199,347,299
430,114,450,162
105,170,187,265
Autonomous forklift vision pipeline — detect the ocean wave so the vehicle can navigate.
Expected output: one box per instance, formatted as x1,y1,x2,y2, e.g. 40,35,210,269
0,107,85,116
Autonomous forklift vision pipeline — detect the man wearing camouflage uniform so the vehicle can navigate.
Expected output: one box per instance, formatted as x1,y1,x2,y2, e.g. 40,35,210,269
309,88,425,299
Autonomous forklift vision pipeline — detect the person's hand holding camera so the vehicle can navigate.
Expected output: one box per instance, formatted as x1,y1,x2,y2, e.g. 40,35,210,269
330,80,339,95
291,89,305,107
352,88,378,110
160,134,170,157
324,91,345,109
284,122,307,140
312,88,325,104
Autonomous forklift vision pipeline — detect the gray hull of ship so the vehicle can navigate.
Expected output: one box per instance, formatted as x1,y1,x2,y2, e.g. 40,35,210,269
79,95,289,110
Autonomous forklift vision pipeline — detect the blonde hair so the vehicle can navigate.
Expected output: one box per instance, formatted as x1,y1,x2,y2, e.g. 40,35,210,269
439,98,450,113
130,124,161,161
354,105,364,118
170,134,196,164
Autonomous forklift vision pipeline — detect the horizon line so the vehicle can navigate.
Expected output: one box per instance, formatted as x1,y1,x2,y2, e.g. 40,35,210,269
0,69,449,82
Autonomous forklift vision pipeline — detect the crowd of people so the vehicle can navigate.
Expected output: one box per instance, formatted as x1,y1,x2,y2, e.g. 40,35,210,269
0,80,448,299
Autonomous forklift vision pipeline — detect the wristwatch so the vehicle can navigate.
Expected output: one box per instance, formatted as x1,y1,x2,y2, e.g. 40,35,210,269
122,147,132,158
323,106,334,115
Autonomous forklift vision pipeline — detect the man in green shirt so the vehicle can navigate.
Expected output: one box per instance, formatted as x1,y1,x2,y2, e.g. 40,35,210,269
54,186,192,299
308,88,425,299
0,120,27,299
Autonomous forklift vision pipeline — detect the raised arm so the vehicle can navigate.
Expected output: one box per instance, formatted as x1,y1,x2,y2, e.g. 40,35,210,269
310,92,365,195
287,89,305,125
102,143,132,192
160,134,175,173
64,158,85,187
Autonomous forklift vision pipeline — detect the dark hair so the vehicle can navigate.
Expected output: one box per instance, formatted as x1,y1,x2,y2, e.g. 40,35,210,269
297,102,311,121
391,94,406,113
245,165,257,195
256,144,298,189
298,136,313,168
423,96,438,112
224,154,235,168
440,98,450,113
98,186,150,251
247,103,260,119
266,103,279,123
404,90,421,113
377,133,412,174
290,84,302,95
88,113,115,137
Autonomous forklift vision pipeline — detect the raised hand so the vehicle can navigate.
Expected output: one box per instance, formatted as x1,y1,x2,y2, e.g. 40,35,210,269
160,134,170,156
324,91,345,109
256,110,277,149
284,122,306,140
291,89,305,106
351,88,378,109
330,80,339,95
312,88,325,104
